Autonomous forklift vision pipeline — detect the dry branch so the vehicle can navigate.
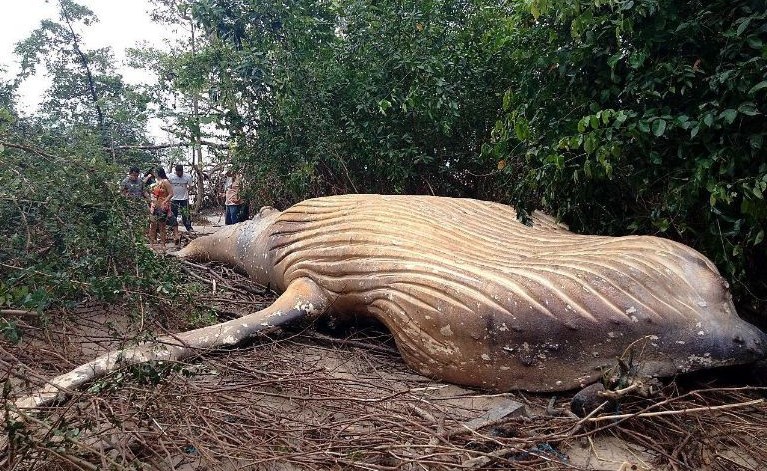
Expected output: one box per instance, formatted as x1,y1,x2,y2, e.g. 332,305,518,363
0,310,38,317
587,398,764,422
107,140,227,151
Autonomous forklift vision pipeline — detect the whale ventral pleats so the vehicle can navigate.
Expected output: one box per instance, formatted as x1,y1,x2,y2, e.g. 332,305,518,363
243,195,766,392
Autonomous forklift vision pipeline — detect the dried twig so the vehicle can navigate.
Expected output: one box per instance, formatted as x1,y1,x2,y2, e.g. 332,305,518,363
587,399,764,422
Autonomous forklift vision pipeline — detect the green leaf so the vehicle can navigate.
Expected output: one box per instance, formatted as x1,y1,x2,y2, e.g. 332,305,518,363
502,91,512,111
584,134,597,153
628,52,646,69
691,125,700,138
531,2,541,20
607,52,622,69
735,18,751,36
655,218,670,232
748,37,763,49
377,99,392,115
755,230,765,246
737,103,760,116
749,81,767,95
514,120,529,140
651,119,667,137
703,113,714,127
720,109,737,125
590,115,600,129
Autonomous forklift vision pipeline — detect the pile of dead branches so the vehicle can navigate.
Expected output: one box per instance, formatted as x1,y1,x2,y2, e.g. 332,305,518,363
1,261,766,470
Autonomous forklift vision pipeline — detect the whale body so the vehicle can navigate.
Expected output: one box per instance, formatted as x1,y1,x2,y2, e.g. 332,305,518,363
177,194,767,392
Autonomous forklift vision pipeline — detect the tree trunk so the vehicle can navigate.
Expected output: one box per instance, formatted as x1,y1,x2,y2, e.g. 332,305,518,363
189,18,205,213
59,0,112,158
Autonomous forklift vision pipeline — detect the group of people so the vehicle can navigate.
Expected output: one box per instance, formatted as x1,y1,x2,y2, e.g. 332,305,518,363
120,164,248,252
120,164,195,252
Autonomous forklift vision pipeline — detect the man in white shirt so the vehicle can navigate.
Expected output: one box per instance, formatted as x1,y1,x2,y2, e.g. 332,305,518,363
168,164,194,232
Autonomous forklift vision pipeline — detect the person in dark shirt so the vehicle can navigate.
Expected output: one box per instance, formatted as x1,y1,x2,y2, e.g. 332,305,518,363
120,166,144,198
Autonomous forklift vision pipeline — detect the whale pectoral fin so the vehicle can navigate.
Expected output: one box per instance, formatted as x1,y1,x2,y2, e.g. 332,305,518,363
236,276,330,330
12,278,329,412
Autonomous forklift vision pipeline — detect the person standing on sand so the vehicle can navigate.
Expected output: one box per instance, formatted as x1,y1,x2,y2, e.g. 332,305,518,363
148,167,179,253
223,170,246,225
168,164,194,233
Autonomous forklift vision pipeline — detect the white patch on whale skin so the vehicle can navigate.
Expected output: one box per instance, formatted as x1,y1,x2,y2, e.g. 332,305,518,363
684,353,725,372
295,301,318,314
440,325,454,337
481,354,491,361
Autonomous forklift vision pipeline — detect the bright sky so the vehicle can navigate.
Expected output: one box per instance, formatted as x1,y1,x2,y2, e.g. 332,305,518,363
0,0,171,114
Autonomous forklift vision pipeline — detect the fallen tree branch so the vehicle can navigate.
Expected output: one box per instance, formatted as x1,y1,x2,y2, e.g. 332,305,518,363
587,398,764,422
0,309,37,317
0,140,57,159
107,140,227,151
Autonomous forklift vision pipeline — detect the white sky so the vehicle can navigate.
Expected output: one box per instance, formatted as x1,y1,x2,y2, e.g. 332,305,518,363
0,0,171,115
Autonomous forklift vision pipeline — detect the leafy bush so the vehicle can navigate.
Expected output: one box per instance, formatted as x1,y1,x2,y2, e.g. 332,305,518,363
487,0,767,320
187,0,518,204
0,140,177,311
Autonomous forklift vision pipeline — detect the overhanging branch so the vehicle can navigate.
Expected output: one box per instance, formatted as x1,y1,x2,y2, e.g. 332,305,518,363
107,140,227,151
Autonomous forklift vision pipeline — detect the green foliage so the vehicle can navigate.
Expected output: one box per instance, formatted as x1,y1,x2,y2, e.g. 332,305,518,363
0,141,178,310
87,360,179,394
0,319,22,344
13,0,154,165
178,0,517,204
0,1,182,313
488,0,767,316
